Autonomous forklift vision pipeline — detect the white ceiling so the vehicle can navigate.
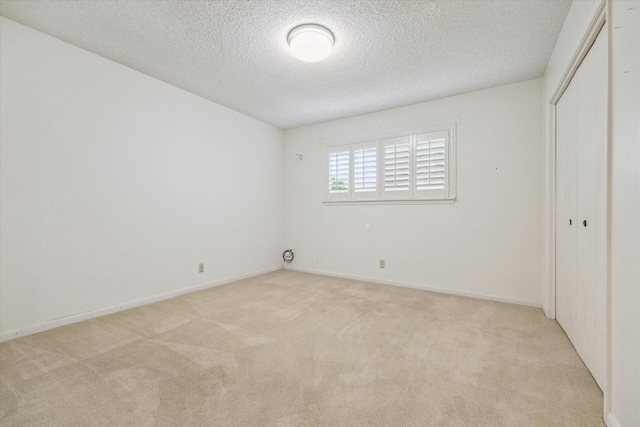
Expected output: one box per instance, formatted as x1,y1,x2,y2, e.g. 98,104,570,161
0,0,570,129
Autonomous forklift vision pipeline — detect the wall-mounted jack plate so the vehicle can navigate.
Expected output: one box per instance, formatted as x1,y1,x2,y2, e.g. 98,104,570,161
379,260,385,268
198,263,204,273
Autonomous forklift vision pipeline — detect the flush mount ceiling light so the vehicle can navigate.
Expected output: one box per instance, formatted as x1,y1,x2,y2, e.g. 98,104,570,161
287,24,334,62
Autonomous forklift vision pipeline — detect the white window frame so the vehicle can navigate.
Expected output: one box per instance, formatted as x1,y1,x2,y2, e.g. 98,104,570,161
324,123,457,205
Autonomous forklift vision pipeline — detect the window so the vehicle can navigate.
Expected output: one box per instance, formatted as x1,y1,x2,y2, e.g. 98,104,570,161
325,124,456,203
414,130,448,199
382,136,411,199
327,147,350,200
352,141,378,200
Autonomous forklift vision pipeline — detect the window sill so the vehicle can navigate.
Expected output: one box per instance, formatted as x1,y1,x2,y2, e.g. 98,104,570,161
323,197,456,206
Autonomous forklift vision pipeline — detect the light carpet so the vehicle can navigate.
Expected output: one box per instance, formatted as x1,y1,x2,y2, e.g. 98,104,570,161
0,270,604,426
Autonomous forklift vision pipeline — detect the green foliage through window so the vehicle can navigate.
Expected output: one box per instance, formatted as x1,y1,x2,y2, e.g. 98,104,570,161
330,176,347,191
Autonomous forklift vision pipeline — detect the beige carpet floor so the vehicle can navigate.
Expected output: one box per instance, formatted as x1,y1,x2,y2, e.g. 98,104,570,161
1,270,604,426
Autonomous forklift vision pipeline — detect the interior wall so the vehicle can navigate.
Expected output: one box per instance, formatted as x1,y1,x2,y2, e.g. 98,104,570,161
609,2,640,426
0,17,285,341
283,79,543,307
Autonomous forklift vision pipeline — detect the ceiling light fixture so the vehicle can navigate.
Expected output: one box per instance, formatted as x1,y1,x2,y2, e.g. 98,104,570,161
287,24,334,62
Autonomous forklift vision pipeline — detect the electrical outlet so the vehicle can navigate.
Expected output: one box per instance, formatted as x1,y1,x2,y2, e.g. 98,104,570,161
198,263,204,273
379,260,385,268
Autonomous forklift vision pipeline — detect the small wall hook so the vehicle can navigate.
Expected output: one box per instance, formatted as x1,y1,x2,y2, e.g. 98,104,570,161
295,153,303,160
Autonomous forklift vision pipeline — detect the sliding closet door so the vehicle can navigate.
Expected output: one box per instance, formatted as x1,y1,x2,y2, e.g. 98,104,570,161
576,29,607,387
555,26,606,389
555,76,578,353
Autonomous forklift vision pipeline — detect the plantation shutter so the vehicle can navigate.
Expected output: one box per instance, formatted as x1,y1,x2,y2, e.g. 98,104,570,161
353,141,377,200
327,145,350,201
415,130,448,198
324,124,455,203
382,136,411,199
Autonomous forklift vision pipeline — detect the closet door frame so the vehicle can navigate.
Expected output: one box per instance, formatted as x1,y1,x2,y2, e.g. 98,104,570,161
547,0,610,416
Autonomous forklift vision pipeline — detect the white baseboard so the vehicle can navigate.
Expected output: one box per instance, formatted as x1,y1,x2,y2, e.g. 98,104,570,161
285,265,541,308
606,413,622,427
0,265,281,343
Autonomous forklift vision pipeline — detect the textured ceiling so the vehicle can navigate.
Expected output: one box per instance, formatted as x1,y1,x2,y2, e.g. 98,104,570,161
0,0,570,129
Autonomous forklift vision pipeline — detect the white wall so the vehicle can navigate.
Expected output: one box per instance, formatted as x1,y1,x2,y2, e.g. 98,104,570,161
0,17,284,341
610,2,640,426
283,79,543,307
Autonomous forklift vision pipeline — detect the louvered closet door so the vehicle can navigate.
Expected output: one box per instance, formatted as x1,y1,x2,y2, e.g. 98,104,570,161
555,26,607,390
